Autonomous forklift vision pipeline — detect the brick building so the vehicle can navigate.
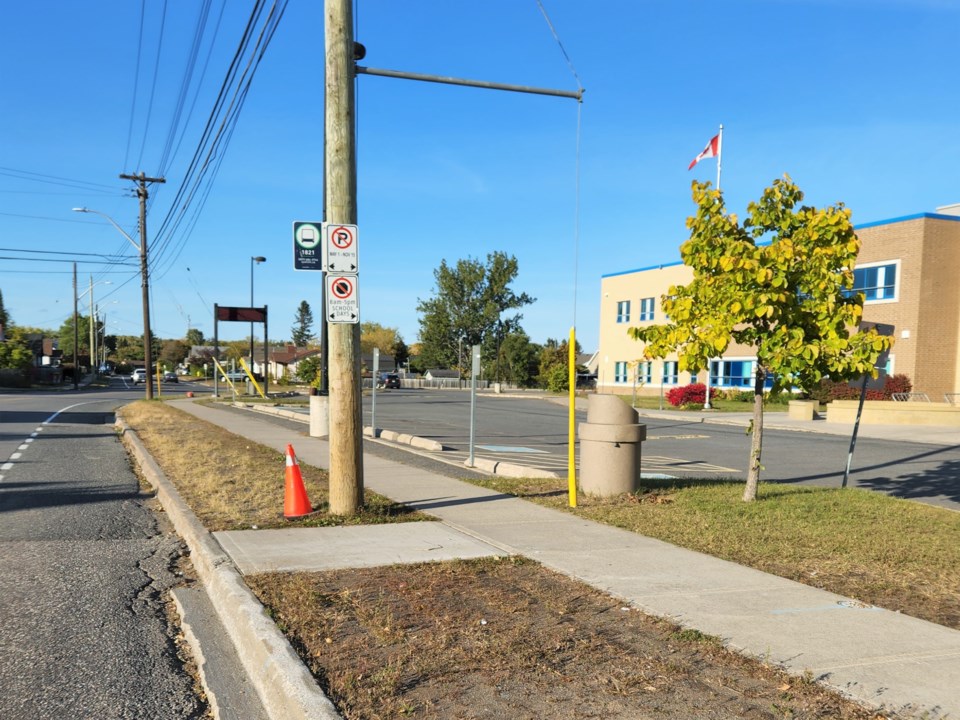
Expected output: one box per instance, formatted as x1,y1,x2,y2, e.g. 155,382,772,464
597,205,960,399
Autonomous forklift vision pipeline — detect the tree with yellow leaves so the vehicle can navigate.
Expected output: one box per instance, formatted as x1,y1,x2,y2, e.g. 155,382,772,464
631,177,893,501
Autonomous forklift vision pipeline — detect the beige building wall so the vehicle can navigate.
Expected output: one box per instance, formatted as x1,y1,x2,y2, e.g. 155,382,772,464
597,212,960,399
856,214,960,398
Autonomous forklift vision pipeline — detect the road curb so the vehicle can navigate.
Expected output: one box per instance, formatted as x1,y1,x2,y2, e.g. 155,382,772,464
117,419,339,720
228,401,558,479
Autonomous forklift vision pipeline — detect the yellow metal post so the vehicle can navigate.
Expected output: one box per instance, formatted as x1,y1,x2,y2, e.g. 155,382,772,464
239,358,267,399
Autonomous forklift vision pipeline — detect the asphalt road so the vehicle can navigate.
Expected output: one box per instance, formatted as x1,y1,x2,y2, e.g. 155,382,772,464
0,384,207,719
362,389,960,510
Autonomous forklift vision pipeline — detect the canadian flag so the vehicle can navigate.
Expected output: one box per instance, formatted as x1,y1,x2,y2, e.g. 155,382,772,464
688,133,720,170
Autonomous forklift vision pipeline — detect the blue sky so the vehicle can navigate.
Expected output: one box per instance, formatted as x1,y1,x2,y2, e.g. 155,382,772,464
2,0,959,352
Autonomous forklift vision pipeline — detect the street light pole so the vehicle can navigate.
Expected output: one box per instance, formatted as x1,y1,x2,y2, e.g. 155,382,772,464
250,256,266,377
73,263,78,390
89,276,96,376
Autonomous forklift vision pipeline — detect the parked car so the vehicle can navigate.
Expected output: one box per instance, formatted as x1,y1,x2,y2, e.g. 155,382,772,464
131,369,147,384
162,372,178,383
377,372,401,389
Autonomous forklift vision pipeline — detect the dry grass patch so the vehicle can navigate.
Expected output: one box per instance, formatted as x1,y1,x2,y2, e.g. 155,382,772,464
248,558,882,720
467,475,960,630
120,400,426,532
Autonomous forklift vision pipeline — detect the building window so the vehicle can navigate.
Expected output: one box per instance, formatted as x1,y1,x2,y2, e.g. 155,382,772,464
662,361,678,385
636,361,652,384
710,359,774,389
710,359,753,388
638,297,655,321
614,361,628,383
616,300,631,323
852,261,898,302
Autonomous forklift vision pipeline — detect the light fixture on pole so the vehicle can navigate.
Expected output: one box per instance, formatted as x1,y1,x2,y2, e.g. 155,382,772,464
73,205,156,398
250,256,266,377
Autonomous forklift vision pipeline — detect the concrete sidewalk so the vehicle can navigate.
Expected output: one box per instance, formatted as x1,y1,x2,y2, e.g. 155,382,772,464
172,399,959,719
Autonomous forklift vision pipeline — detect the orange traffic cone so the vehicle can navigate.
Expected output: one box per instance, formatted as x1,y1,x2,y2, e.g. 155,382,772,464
283,444,312,519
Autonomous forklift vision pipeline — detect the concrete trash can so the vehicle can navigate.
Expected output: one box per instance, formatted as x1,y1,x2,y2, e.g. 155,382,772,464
579,394,646,497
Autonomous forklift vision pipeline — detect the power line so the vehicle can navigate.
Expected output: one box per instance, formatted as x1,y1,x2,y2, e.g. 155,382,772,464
0,255,137,266
124,0,147,170
150,0,288,277
0,247,133,259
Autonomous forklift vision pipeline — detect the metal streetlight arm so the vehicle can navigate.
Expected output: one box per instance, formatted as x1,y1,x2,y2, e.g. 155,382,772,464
73,208,140,252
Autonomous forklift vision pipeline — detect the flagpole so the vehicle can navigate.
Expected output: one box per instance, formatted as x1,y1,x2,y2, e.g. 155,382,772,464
704,123,723,411
716,124,723,192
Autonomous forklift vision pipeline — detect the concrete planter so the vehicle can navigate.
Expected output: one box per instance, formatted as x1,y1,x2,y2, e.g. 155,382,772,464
788,399,818,421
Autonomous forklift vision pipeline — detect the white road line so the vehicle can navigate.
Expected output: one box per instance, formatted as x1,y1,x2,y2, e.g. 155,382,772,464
42,400,105,425
10,453,22,460
1,463,13,471
18,444,29,451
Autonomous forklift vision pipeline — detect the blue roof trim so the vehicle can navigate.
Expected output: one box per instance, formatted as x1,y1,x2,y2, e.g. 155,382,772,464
602,259,683,279
855,212,960,230
603,212,960,278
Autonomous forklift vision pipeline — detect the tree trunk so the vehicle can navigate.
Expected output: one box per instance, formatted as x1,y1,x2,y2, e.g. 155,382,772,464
743,366,766,501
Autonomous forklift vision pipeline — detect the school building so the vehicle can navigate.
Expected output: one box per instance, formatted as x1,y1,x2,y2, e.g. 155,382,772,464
597,205,960,400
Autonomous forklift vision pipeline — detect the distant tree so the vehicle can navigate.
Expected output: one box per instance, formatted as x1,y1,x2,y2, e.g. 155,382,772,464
114,335,144,363
160,340,190,370
221,341,248,363
631,177,894,501
498,331,541,388
360,322,401,357
0,327,33,371
416,252,534,371
185,328,204,347
58,315,93,357
295,355,321,384
0,289,9,333
393,335,410,368
537,338,582,392
291,301,315,346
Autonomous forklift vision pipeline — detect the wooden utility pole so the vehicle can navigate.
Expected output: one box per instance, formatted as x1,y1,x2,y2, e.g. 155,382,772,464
120,172,165,400
325,0,363,514
72,263,78,390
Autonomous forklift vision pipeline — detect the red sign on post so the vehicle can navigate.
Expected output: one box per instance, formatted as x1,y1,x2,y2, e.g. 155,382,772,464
216,306,266,323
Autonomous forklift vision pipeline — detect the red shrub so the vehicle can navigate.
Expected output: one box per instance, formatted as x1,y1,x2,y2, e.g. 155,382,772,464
883,374,912,396
666,383,714,407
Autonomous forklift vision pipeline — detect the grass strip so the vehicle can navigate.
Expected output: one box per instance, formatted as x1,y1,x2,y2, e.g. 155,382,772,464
120,400,427,532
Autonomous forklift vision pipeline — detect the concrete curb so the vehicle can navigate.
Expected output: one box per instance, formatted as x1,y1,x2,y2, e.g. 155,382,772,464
369,426,445,452
233,401,306,423
462,456,561,480
228,401,559,478
117,419,339,720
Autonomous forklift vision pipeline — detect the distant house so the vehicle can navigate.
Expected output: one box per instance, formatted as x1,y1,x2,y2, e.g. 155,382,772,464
361,352,396,376
268,344,322,380
576,351,599,374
